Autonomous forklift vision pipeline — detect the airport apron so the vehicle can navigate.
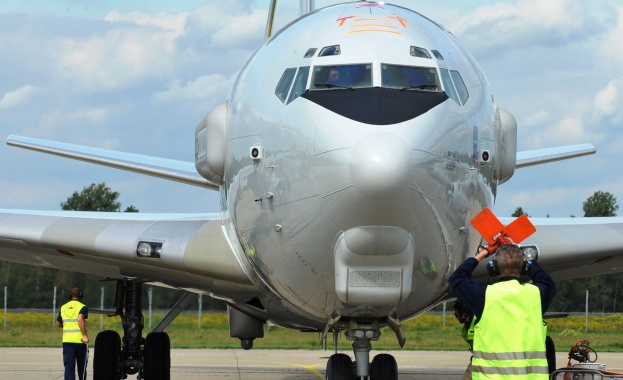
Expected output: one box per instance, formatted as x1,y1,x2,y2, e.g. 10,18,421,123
60,300,86,343
472,280,548,379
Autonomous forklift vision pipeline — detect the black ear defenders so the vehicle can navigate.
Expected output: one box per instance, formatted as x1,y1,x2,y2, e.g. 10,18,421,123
486,246,532,277
486,255,499,277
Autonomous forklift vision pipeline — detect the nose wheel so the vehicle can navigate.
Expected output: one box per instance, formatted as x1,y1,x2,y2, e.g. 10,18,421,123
325,353,398,380
325,318,398,380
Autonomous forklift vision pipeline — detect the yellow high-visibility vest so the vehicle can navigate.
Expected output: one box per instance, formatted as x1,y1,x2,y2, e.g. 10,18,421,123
472,280,548,379
462,316,476,352
60,300,86,343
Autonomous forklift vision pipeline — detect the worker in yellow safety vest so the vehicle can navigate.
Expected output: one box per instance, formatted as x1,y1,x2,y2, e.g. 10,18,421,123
449,244,557,379
56,286,89,380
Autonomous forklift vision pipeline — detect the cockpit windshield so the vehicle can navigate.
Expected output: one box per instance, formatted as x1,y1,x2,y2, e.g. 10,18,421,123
381,64,440,91
311,64,372,89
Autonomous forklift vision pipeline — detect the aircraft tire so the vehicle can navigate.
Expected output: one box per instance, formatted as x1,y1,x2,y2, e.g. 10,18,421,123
93,330,121,380
326,353,354,380
370,353,398,380
144,332,171,380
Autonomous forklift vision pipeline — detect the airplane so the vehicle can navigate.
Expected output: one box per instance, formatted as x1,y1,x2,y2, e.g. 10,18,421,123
2,1,623,379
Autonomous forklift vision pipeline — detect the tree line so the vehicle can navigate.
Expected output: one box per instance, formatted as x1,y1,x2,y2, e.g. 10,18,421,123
1,184,622,313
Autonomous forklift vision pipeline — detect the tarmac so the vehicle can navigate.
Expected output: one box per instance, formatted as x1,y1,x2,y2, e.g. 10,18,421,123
1,348,622,379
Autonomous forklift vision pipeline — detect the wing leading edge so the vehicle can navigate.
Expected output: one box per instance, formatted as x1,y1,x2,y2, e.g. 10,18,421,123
472,217,623,282
0,209,256,300
7,135,218,190
516,143,596,168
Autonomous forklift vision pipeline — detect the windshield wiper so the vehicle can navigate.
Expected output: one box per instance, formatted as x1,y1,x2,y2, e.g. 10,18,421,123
314,83,356,90
400,84,438,91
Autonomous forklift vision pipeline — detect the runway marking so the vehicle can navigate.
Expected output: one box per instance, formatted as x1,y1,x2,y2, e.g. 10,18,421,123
294,363,324,379
248,360,324,379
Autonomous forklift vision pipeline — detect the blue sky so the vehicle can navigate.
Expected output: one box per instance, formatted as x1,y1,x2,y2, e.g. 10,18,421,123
1,0,622,218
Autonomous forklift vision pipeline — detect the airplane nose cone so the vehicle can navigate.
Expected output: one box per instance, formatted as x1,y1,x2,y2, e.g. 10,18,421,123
350,133,411,201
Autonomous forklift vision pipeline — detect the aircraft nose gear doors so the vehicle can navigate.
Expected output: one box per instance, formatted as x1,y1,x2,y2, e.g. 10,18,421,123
326,319,398,380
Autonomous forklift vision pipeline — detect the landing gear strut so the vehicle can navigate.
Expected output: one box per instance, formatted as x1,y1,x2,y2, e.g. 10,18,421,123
325,319,399,380
93,280,191,380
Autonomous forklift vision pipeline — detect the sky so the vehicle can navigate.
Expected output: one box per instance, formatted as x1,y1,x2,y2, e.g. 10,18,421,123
0,0,622,218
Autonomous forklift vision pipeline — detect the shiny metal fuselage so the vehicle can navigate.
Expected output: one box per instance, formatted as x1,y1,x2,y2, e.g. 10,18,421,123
223,4,498,330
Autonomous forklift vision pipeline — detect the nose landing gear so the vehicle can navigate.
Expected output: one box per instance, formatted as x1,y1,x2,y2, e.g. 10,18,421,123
325,319,399,380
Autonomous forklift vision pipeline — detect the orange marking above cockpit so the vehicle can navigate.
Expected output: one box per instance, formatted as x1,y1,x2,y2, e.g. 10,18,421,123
337,15,408,34
336,16,356,26
388,16,408,27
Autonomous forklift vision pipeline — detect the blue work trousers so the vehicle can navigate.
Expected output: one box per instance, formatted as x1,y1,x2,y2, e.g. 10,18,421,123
62,342,88,380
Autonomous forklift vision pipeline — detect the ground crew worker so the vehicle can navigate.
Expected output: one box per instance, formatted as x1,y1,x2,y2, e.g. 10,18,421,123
448,244,556,379
453,302,476,379
56,286,89,380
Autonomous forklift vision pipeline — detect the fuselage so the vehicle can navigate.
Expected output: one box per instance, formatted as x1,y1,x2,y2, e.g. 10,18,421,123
223,3,498,330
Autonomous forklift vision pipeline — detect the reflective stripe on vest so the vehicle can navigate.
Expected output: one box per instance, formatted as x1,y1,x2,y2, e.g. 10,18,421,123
472,280,548,380
61,300,86,343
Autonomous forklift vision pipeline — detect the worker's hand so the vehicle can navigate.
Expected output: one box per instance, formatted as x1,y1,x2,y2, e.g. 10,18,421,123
82,335,89,344
482,236,516,255
484,243,499,255
496,235,515,246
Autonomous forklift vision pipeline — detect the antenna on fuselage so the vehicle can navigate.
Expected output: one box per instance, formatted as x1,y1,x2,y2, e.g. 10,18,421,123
265,0,277,39
265,0,316,39
299,0,316,15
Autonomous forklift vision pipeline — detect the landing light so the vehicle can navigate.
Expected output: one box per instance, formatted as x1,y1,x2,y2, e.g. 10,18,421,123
136,241,162,258
521,246,538,261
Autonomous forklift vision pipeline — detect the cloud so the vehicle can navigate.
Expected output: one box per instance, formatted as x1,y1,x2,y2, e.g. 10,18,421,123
450,0,600,56
592,77,623,125
55,13,187,92
151,73,234,104
507,186,580,216
600,6,623,66
0,85,43,110
180,0,265,50
105,10,188,35
0,180,69,210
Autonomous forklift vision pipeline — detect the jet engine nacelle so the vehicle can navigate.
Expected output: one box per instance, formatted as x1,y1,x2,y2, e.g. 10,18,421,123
495,107,517,184
195,102,227,184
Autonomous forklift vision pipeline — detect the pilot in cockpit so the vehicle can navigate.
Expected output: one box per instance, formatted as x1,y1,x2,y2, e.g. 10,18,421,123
327,67,341,85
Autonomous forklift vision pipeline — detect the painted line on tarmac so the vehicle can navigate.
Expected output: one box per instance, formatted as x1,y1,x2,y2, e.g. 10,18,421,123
293,363,324,379
249,360,324,379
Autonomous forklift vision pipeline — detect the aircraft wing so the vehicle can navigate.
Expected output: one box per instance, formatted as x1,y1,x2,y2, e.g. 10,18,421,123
473,217,623,283
516,143,596,168
7,135,218,190
0,209,256,299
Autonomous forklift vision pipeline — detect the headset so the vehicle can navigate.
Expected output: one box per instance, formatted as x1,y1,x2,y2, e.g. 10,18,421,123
486,245,532,277
69,286,84,300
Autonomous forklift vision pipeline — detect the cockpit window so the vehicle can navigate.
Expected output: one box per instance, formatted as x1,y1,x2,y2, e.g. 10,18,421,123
311,64,372,89
381,64,440,91
410,46,431,59
275,68,297,102
304,48,317,58
450,70,469,105
440,68,470,106
319,45,341,57
440,68,459,104
287,66,310,104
